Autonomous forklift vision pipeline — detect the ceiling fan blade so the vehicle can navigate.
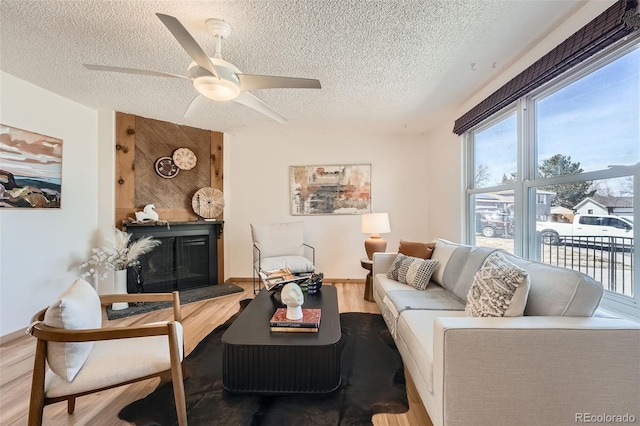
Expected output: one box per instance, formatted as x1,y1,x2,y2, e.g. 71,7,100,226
237,74,321,92
184,95,209,118
83,64,190,80
156,13,219,79
233,92,287,123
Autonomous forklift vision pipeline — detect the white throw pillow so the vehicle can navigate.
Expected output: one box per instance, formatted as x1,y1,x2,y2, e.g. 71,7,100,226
465,251,530,317
43,278,102,382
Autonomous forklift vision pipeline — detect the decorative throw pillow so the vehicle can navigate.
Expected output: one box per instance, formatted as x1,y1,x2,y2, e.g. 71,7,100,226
465,251,530,317
398,240,436,259
386,254,406,280
387,254,439,290
43,278,102,382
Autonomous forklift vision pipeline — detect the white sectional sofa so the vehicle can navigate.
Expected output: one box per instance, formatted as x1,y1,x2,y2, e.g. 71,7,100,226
373,238,640,426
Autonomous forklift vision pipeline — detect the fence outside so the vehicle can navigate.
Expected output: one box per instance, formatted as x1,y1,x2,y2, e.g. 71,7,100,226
536,234,634,297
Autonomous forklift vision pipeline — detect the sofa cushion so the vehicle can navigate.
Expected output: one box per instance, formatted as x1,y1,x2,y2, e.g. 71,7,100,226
387,288,465,312
465,251,530,317
380,285,465,337
430,239,459,285
504,253,603,317
398,240,435,259
396,309,467,393
43,279,102,382
373,273,414,305
441,244,497,302
251,222,305,258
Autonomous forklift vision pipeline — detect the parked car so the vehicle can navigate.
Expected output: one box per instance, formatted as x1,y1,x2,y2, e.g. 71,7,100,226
536,213,633,245
476,210,514,238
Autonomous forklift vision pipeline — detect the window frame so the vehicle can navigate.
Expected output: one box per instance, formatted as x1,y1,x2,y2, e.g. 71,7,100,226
465,105,522,253
464,34,640,319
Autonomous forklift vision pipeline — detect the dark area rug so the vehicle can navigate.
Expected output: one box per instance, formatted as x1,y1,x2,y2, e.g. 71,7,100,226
119,302,408,425
106,282,244,320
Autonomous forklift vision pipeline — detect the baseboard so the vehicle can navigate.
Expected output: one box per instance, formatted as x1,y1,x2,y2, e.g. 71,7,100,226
228,277,253,284
228,277,365,285
323,278,365,284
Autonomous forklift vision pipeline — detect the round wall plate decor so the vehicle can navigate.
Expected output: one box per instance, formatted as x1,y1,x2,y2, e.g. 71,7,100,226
192,187,224,219
173,148,197,170
155,156,180,179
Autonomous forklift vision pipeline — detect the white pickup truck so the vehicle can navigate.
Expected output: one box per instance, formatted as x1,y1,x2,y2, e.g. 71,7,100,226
536,214,634,244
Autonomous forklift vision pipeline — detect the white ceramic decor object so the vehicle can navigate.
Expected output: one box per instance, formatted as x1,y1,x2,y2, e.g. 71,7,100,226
112,269,129,310
281,283,304,320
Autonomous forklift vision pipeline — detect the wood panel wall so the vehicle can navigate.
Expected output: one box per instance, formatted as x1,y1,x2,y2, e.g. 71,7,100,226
114,112,225,283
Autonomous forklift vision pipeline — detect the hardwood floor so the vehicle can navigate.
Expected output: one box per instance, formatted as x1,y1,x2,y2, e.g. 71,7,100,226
0,281,432,426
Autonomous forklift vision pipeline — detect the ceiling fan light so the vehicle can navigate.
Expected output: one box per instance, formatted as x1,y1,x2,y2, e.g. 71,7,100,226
193,76,240,101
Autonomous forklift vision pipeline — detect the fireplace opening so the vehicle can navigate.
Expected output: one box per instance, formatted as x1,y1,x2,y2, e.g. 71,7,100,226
123,221,223,293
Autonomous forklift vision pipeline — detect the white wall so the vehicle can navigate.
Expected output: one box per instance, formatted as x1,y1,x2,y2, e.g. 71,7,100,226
424,0,615,243
0,72,100,336
225,130,430,279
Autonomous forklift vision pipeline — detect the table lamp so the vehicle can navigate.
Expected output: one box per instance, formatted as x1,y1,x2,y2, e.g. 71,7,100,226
361,212,391,260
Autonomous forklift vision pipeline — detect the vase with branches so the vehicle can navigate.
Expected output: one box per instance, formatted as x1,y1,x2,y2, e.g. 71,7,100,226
80,228,161,281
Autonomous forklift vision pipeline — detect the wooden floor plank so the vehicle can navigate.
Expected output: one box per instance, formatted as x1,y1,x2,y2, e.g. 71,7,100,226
0,281,432,426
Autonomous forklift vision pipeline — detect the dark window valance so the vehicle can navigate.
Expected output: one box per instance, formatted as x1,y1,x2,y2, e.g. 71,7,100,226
453,0,639,135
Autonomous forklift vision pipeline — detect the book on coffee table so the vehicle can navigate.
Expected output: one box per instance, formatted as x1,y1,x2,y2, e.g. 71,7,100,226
269,308,321,332
269,326,319,333
260,268,312,291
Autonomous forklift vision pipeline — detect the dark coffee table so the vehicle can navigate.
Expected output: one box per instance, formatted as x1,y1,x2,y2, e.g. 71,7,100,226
222,285,341,394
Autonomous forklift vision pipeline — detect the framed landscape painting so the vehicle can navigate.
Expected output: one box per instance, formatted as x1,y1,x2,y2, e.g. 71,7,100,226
290,164,371,215
0,124,62,208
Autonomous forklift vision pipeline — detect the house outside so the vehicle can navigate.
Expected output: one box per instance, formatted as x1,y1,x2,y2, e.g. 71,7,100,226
574,195,634,221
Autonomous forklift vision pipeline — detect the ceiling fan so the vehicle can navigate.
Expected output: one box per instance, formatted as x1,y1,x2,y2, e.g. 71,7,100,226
84,13,321,123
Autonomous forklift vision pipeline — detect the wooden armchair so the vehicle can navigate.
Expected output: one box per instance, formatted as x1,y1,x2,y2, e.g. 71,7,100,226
27,280,187,426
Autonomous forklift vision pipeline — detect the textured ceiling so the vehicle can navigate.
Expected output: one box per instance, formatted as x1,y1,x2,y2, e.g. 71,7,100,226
0,1,589,135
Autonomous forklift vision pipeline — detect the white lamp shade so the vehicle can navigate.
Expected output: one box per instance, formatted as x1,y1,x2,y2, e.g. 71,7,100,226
361,213,391,234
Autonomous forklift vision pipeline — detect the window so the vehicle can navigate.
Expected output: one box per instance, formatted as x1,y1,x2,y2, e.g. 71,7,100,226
579,216,600,226
467,112,517,254
465,40,640,318
473,113,517,189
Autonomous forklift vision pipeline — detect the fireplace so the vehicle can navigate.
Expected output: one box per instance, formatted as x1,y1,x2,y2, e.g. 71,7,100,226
122,221,223,293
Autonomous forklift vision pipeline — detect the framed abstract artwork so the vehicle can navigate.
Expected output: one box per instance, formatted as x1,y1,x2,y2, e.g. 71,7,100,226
290,164,371,215
0,124,63,208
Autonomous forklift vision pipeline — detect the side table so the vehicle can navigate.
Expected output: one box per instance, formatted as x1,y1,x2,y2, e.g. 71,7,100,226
360,258,374,301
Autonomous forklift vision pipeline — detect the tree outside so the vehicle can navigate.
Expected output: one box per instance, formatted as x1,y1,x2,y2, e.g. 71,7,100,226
538,154,595,208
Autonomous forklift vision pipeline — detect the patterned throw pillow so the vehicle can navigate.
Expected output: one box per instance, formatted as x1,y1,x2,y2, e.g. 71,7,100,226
387,254,439,290
386,254,406,280
465,251,530,317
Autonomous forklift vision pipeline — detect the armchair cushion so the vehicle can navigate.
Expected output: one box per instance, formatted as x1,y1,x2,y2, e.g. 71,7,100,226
258,255,314,274
251,222,305,258
44,321,184,398
43,279,102,382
